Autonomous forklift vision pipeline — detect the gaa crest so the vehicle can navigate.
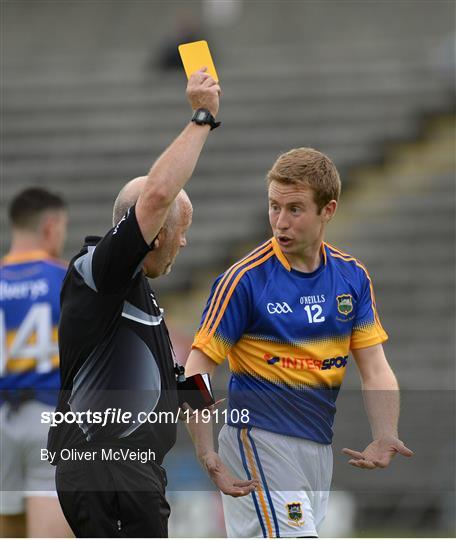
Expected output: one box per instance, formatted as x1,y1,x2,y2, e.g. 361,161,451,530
286,502,303,524
336,294,353,316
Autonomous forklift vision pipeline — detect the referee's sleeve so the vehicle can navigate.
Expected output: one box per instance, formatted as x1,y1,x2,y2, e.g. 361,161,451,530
192,273,251,364
90,205,153,294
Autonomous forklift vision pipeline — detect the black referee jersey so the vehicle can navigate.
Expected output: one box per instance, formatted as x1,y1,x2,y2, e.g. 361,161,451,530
47,204,178,465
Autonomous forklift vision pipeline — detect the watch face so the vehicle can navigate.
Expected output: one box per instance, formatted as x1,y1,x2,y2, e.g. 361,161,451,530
197,111,207,121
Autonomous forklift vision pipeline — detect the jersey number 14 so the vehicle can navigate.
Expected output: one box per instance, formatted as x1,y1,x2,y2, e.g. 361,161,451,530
0,303,58,376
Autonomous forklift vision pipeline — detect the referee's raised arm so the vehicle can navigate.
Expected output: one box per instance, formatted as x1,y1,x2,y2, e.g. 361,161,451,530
136,68,221,245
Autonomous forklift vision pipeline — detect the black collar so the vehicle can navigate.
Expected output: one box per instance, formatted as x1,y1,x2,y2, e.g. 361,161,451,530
83,236,102,247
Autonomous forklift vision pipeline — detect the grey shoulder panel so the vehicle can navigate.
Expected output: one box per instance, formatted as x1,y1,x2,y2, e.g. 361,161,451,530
122,301,163,326
73,246,97,292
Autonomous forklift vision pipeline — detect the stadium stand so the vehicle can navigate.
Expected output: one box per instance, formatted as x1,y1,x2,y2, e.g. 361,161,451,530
2,1,454,536
2,2,454,296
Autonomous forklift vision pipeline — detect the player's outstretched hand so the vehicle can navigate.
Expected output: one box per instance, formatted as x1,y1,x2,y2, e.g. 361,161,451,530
186,68,221,117
200,450,258,497
342,436,414,469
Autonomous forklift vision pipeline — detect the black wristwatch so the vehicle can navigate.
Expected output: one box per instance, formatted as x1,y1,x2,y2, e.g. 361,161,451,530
191,108,221,130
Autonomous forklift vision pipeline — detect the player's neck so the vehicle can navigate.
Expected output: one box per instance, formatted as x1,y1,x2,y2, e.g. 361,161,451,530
7,232,49,257
288,241,323,273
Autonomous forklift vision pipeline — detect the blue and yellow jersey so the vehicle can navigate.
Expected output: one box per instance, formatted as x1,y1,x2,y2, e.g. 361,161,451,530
192,238,387,444
0,250,67,405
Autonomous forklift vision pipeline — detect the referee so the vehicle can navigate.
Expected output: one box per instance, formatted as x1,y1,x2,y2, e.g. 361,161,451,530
47,70,221,537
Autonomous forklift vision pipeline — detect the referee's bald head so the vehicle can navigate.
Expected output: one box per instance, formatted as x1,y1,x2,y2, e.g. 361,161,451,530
112,177,187,230
112,176,145,226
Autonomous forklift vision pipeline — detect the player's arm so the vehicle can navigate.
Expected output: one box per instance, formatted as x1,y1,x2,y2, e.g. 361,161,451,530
342,343,413,469
136,69,220,244
184,348,258,497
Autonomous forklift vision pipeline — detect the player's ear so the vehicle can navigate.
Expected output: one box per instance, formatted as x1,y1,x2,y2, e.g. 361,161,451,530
322,200,337,222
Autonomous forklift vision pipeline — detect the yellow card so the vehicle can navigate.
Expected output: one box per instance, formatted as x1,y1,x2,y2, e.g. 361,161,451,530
178,40,219,82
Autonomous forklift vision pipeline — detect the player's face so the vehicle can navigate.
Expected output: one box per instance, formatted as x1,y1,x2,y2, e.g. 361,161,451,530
268,181,335,264
144,201,193,278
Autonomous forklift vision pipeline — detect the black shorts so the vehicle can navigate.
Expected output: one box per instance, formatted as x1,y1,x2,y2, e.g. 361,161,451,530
56,451,169,538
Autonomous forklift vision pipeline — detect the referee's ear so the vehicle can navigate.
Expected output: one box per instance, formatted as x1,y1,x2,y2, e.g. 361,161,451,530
153,227,165,249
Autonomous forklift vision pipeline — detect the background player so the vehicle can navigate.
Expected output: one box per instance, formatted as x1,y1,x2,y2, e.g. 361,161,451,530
0,187,71,537
185,148,413,537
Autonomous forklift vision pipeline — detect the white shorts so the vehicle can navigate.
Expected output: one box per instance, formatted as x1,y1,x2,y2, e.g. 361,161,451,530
219,424,332,538
0,401,58,515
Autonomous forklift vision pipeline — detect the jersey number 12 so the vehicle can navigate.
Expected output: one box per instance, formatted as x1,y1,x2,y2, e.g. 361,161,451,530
304,304,325,324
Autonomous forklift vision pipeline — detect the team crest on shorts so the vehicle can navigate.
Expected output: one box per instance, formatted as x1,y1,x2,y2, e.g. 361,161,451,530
286,502,304,526
336,294,353,316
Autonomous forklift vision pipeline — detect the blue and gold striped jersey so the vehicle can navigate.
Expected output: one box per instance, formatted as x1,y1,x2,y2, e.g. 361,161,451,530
193,238,387,444
0,251,67,405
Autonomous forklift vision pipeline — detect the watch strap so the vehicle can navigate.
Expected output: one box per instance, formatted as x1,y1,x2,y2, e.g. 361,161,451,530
191,108,221,130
